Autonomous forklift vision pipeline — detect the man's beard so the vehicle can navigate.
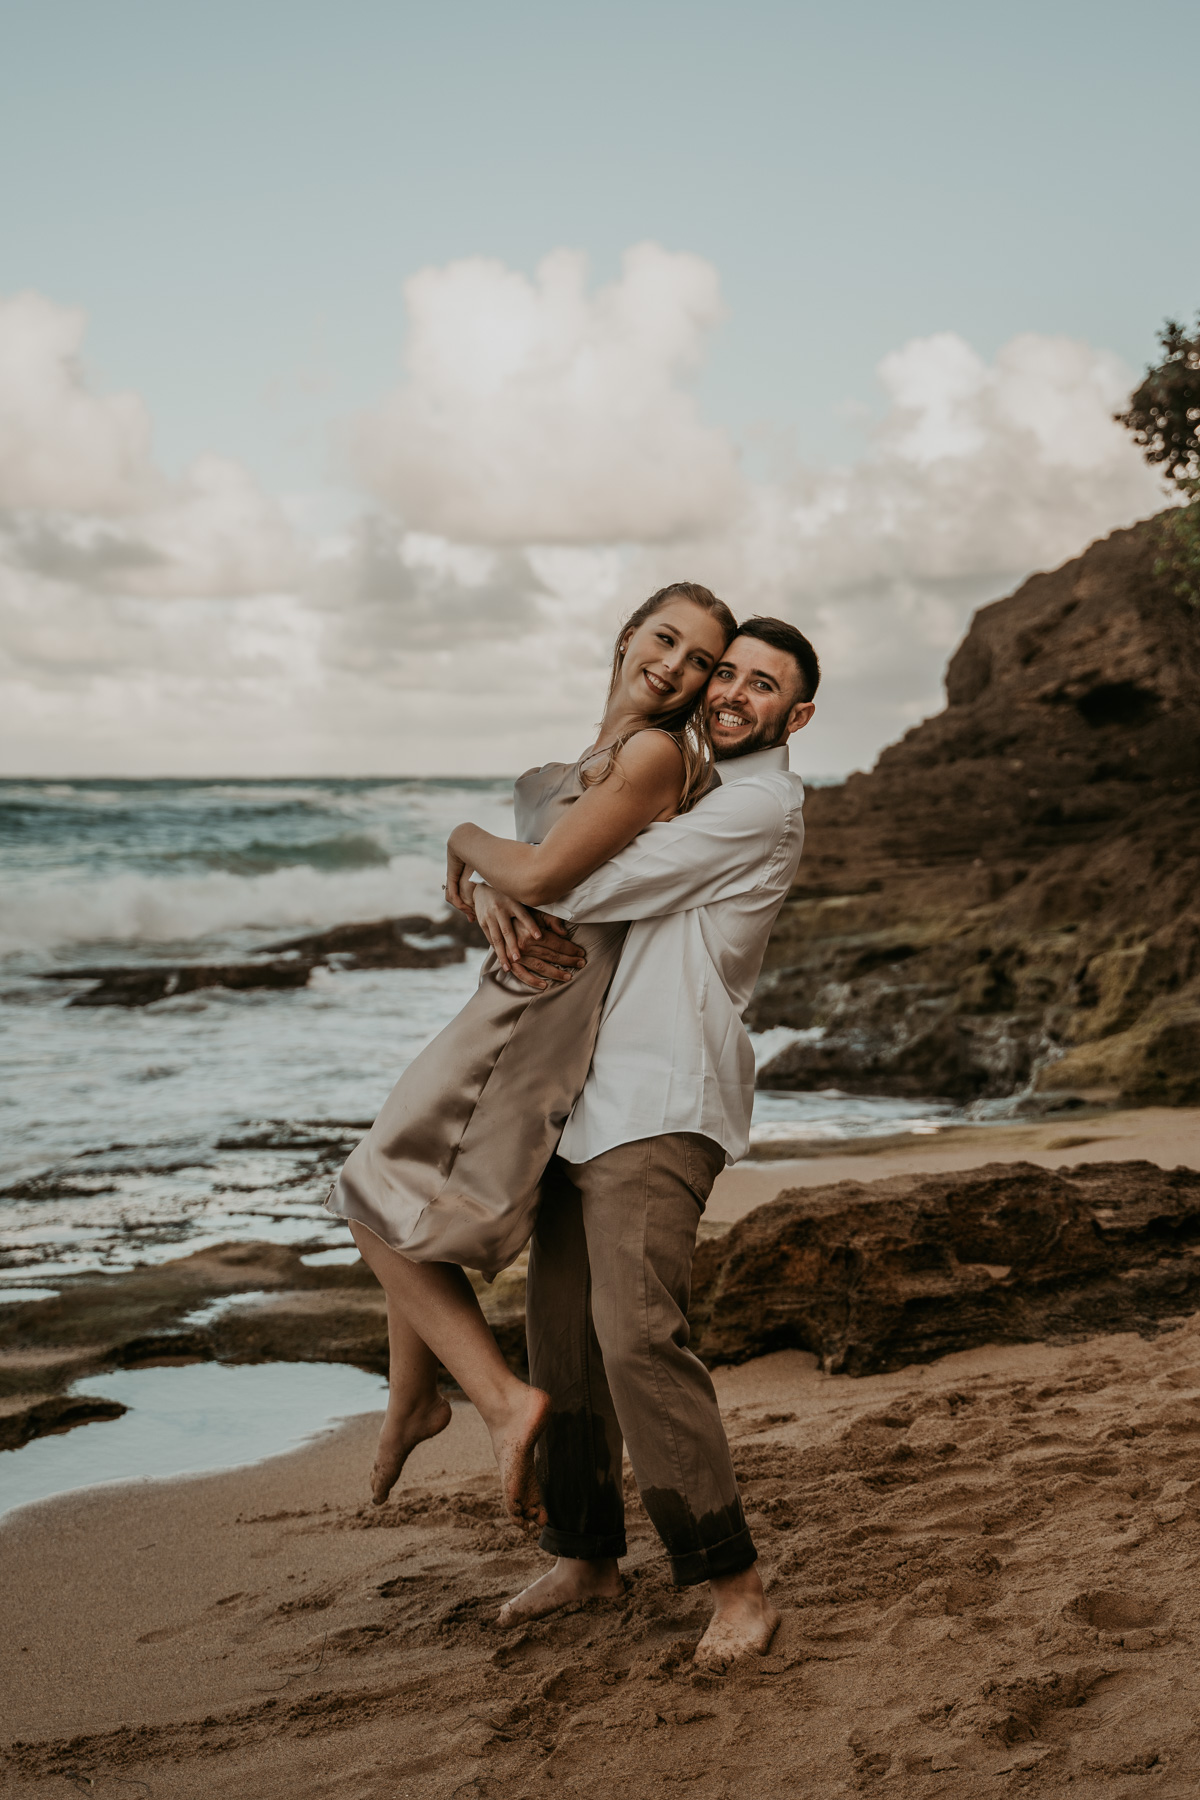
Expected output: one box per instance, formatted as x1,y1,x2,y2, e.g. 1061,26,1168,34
711,714,788,760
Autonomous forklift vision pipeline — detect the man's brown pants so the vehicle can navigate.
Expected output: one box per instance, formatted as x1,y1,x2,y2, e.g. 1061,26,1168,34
526,1133,757,1586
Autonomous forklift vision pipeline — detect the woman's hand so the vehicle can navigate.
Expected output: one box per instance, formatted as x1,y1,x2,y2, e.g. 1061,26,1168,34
445,837,476,918
473,885,587,990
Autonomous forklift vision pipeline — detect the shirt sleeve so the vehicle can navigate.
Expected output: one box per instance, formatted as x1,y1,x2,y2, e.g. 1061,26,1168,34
545,780,798,923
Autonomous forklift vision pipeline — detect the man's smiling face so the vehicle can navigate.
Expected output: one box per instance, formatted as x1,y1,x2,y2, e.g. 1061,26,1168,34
705,635,816,760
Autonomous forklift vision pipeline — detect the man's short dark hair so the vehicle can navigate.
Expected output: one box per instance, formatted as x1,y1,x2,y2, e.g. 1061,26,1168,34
733,616,820,703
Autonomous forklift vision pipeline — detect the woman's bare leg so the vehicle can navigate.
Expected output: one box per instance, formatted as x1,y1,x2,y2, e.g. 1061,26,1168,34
370,1287,452,1505
350,1222,550,1528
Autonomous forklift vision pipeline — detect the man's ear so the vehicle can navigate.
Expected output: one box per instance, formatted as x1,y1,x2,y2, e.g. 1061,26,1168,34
785,700,816,738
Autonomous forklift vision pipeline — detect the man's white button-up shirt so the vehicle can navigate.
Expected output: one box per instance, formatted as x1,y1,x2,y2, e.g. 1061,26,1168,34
546,744,806,1167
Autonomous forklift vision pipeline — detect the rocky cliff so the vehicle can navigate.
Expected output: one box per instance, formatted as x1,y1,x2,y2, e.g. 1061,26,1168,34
753,513,1200,1105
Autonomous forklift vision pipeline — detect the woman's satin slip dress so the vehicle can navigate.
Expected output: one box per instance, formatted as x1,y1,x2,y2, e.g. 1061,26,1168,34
324,759,629,1279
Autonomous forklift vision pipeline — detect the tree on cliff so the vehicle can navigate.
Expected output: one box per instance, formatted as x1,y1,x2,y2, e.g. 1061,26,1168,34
1117,314,1200,603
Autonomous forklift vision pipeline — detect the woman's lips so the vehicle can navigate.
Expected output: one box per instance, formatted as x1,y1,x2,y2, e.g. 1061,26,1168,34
642,669,675,697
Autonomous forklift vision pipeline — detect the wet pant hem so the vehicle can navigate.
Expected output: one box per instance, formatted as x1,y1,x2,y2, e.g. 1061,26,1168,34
539,1526,628,1561
667,1529,757,1588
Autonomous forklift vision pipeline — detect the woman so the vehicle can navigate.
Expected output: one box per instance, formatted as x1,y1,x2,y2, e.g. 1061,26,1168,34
325,582,736,1531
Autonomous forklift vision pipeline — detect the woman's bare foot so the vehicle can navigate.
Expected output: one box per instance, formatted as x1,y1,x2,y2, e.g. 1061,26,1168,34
498,1556,624,1626
370,1391,453,1505
694,1565,780,1671
487,1385,552,1531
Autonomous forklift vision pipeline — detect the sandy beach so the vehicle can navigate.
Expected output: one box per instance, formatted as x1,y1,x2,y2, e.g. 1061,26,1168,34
6,1321,1200,1796
4,1108,1200,1797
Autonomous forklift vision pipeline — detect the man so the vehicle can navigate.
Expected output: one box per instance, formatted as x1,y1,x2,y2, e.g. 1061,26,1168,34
496,616,818,1670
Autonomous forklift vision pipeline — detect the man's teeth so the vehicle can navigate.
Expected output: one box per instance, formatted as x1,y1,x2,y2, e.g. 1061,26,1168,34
716,711,746,727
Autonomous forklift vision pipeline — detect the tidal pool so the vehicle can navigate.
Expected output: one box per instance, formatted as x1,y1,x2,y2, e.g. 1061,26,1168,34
0,1359,387,1519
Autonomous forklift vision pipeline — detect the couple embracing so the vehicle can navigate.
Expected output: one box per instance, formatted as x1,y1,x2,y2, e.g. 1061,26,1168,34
326,581,818,1669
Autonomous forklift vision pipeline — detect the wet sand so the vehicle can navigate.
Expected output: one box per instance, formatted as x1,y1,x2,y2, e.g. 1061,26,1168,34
4,1105,1200,1796
6,1318,1200,1797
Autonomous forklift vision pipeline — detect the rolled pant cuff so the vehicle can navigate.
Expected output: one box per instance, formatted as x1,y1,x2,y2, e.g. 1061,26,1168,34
667,1528,758,1588
539,1526,628,1562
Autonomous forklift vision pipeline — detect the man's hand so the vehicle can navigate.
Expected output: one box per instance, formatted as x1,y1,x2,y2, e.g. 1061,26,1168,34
474,886,586,991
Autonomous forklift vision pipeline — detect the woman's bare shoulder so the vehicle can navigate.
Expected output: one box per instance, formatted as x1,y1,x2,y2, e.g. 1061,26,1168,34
611,728,685,773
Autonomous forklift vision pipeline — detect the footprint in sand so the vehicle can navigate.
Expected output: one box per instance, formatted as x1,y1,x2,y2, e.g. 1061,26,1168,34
1062,1589,1166,1633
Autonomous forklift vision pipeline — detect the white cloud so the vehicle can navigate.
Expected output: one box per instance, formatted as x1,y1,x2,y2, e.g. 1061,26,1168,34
0,292,299,598
767,329,1162,601
0,264,1172,780
0,291,153,512
349,243,744,544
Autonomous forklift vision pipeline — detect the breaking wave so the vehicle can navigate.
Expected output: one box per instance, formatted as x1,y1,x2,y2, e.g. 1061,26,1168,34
0,854,447,959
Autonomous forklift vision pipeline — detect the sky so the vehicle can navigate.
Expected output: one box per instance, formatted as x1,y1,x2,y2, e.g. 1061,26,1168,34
1,0,1197,777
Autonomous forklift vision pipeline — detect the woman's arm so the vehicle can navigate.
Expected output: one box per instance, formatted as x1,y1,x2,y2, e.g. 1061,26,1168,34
448,733,685,909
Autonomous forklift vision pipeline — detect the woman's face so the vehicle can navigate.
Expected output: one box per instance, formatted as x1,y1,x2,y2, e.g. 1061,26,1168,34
618,600,729,718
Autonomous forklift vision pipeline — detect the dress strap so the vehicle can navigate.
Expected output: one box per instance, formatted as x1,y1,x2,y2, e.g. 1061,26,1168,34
577,726,682,774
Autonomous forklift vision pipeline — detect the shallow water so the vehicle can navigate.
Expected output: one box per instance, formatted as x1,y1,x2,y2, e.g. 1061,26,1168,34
0,1361,388,1520
2,777,974,1292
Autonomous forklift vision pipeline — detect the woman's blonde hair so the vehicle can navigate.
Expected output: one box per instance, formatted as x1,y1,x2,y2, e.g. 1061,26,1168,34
581,581,737,813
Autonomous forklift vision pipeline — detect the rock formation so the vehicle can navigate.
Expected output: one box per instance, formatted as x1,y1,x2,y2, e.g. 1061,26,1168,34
46,910,485,1007
752,513,1200,1104
8,1160,1199,1447
689,1160,1200,1374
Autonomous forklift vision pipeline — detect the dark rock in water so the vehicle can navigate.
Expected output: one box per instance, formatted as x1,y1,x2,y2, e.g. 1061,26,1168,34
263,908,485,966
753,514,1200,1104
58,959,315,1008
0,1392,128,1452
44,910,486,1007
329,910,479,965
688,1160,1200,1375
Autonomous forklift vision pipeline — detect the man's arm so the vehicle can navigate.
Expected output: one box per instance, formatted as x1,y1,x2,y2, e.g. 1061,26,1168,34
543,780,801,925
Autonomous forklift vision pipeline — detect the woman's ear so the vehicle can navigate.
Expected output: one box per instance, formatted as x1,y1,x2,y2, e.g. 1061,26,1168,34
617,631,632,659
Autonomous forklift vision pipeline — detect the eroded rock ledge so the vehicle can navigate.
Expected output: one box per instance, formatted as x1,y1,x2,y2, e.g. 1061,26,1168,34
690,1160,1200,1374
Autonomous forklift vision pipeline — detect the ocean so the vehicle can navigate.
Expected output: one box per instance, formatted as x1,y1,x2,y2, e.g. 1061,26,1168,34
1,777,963,1294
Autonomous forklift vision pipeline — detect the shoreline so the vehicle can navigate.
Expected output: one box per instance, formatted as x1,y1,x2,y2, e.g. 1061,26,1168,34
4,1109,1200,1792
6,1313,1200,1795
3,1104,1195,1461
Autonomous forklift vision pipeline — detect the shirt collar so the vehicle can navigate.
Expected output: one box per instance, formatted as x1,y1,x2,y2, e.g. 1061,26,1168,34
712,744,791,785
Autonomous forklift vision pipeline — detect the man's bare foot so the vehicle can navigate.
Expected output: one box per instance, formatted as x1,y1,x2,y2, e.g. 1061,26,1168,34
488,1385,552,1531
370,1391,452,1505
694,1565,780,1671
498,1556,624,1627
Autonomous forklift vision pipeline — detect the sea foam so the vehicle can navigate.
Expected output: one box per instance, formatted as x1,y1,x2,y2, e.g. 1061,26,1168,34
0,855,448,958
